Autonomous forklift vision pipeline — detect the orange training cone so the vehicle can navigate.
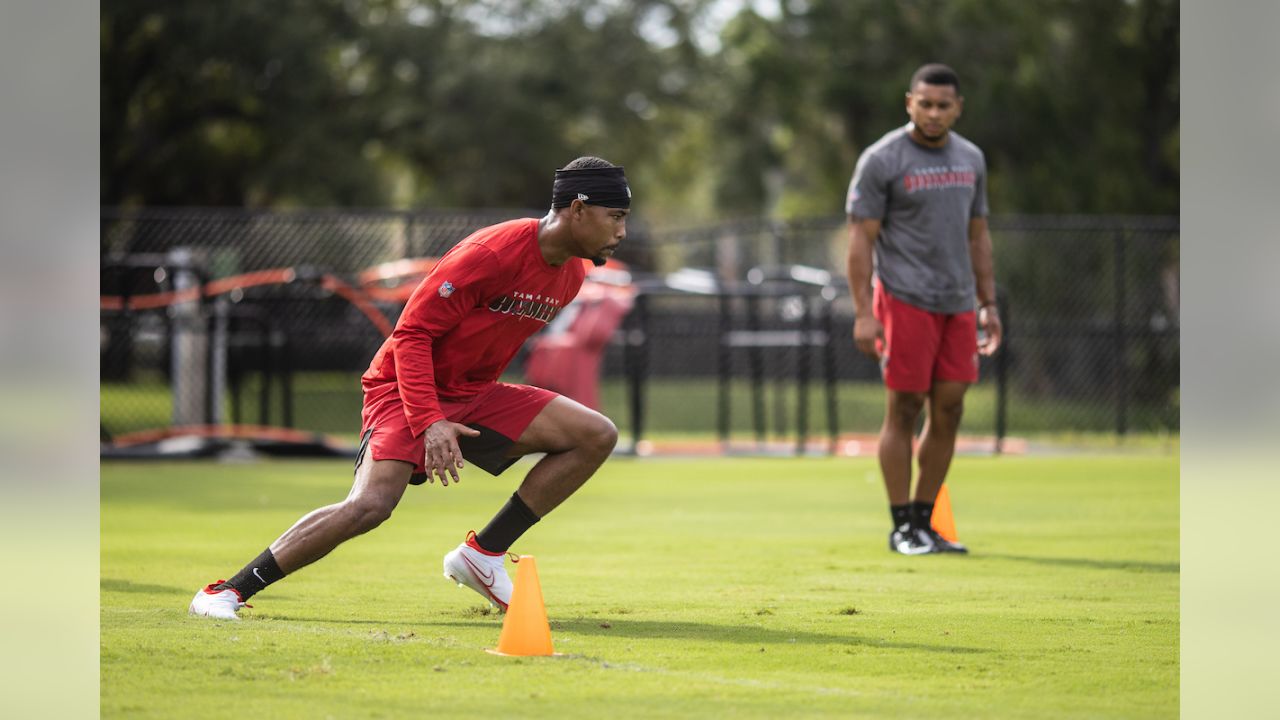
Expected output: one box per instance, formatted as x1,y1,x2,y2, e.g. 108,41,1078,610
931,483,960,543
487,555,557,657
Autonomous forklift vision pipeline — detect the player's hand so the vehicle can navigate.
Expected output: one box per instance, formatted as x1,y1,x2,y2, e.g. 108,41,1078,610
978,305,1003,356
853,314,884,360
421,420,481,486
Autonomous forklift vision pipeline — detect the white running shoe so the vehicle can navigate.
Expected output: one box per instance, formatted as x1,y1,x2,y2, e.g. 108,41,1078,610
189,580,249,620
442,532,513,611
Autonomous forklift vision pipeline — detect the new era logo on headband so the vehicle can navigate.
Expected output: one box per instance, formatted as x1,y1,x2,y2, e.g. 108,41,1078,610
573,188,629,204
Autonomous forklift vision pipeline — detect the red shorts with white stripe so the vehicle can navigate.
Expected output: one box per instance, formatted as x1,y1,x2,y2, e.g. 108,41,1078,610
359,382,556,481
874,284,979,393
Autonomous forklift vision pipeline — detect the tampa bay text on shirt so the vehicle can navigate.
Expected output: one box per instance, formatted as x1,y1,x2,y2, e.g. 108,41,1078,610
902,165,977,193
487,291,566,324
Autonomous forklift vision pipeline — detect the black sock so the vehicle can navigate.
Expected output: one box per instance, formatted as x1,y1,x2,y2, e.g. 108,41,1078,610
217,548,285,601
475,492,541,553
890,504,911,531
911,501,935,530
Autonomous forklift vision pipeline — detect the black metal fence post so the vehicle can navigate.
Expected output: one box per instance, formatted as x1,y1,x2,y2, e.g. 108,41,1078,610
1114,229,1128,438
822,295,839,455
795,294,811,455
717,292,731,449
281,328,294,429
626,292,649,451
259,322,273,426
229,366,242,425
746,292,765,448
995,291,1009,455
204,309,217,426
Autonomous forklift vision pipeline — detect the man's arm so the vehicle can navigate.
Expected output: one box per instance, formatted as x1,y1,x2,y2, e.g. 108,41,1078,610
392,302,480,486
846,216,883,359
392,248,493,483
968,216,1003,355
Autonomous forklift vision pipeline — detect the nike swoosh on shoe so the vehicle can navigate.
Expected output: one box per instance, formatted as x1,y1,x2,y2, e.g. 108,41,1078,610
461,555,495,587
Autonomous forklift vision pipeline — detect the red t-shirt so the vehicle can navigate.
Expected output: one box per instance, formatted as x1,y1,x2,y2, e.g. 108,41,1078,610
361,218,586,437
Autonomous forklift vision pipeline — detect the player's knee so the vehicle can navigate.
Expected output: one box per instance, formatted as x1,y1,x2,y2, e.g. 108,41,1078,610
344,494,397,534
582,414,618,456
935,399,965,428
889,393,926,427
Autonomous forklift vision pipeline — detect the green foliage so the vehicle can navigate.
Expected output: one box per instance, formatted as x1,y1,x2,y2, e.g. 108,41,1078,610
102,0,388,206
710,0,1179,217
102,0,1178,217
102,455,1178,718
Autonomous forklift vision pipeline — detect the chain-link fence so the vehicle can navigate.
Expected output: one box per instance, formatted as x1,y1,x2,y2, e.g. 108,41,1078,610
100,208,1177,453
621,214,1179,444
101,208,550,442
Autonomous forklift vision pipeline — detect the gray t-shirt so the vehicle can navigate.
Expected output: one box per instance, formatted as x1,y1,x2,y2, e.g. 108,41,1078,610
845,125,988,314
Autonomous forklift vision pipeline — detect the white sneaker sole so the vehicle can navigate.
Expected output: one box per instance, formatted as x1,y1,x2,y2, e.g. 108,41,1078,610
188,602,240,621
189,590,242,620
891,540,935,556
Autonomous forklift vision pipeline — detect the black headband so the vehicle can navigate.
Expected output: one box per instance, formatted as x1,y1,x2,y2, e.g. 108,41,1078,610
551,166,631,209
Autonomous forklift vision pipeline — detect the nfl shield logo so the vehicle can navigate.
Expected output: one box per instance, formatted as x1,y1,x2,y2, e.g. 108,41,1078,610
438,281,455,298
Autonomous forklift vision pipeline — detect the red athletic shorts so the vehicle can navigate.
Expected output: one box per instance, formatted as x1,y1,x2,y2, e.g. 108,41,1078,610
874,284,979,393
358,382,557,482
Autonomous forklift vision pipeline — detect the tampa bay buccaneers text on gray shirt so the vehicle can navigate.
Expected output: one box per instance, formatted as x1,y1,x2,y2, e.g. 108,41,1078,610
845,125,989,314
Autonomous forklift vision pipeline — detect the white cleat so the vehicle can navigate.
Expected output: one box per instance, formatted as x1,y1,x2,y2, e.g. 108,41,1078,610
442,533,513,612
189,580,248,620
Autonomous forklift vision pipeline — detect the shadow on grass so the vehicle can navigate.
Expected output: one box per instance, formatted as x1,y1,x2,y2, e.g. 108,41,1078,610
429,617,988,654
101,578,187,595
984,553,1179,574
259,612,985,654
259,606,497,626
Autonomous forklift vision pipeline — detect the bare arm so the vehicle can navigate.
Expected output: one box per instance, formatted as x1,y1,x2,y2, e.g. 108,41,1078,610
846,216,884,359
968,216,1002,355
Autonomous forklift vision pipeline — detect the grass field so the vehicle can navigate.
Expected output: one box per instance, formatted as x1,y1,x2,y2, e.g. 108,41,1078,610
101,453,1178,718
101,372,1179,438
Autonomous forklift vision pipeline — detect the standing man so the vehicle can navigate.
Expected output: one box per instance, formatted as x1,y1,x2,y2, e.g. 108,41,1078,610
191,156,631,619
845,64,1002,555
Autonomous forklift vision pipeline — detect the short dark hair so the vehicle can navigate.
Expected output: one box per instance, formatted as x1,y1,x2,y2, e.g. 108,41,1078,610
560,156,617,171
909,63,960,93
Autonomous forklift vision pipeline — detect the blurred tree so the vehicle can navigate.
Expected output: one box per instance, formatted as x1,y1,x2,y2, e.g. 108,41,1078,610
102,0,1178,216
706,0,1178,217
102,0,392,206
367,0,711,210
102,0,714,211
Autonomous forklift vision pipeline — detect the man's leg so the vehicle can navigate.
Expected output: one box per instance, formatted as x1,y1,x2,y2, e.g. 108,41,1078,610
509,396,618,513
872,285,938,552
443,394,616,610
191,451,412,619
880,389,926,507
912,380,970,553
914,380,967,505
472,395,617,553
268,456,413,573
908,303,980,553
880,389,933,554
